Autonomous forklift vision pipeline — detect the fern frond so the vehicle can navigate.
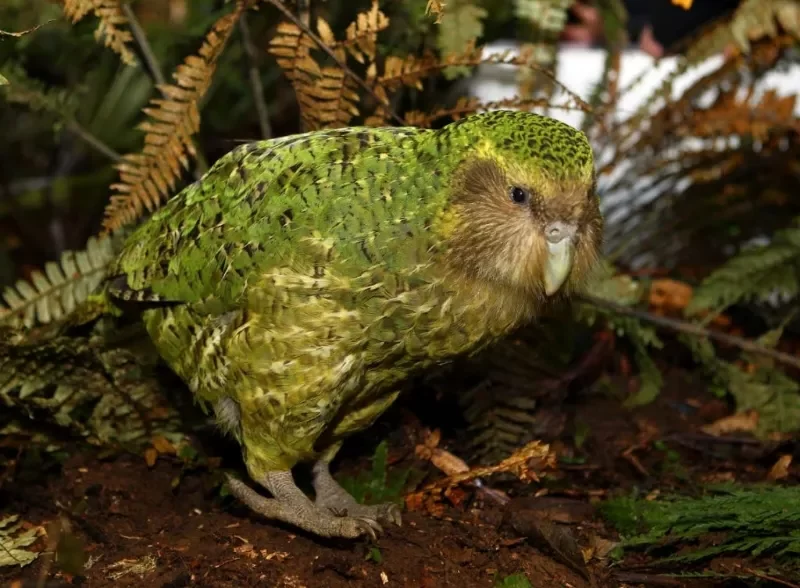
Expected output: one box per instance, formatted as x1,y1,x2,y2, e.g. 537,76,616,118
267,20,320,127
514,0,574,97
337,0,389,64
101,1,245,232
436,0,488,79
681,335,800,435
268,2,389,130
0,62,78,122
426,0,446,23
0,325,184,449
369,43,590,126
687,220,800,315
404,95,582,128
62,0,136,65
0,234,123,329
598,36,799,268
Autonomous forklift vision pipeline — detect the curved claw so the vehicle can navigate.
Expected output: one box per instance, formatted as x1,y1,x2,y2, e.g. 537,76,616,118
354,516,383,541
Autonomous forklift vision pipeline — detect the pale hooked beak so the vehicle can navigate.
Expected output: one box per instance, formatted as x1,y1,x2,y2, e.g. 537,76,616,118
543,221,577,296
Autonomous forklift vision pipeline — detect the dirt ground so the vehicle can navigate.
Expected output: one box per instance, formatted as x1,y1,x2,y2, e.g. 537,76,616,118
2,365,796,588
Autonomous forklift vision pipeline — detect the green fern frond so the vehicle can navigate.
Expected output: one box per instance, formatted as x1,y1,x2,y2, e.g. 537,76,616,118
436,0,488,79
514,0,573,96
600,484,800,566
0,233,123,329
0,61,79,125
0,515,44,568
687,219,800,316
0,322,184,449
681,335,800,435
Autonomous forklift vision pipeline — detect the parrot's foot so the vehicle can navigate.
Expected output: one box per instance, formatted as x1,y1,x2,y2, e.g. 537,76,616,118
312,459,403,527
225,472,382,540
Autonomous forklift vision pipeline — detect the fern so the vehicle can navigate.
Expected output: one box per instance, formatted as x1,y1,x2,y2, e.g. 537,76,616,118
0,61,79,124
336,440,414,505
436,0,488,79
0,515,44,568
681,335,800,435
514,0,574,97
404,95,581,128
268,1,390,130
0,234,122,329
0,322,184,449
62,0,136,65
101,1,246,232
600,485,800,567
687,219,800,316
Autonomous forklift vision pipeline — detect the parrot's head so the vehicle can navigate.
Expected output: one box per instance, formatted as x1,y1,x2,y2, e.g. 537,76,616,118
436,110,603,305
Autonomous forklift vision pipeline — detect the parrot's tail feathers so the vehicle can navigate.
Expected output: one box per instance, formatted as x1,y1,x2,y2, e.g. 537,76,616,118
106,275,166,303
214,397,243,439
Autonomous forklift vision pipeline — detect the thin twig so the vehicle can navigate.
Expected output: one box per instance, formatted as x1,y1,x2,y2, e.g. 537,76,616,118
239,14,272,139
744,568,800,588
121,3,166,86
579,295,800,371
265,0,406,126
121,2,209,176
67,120,122,162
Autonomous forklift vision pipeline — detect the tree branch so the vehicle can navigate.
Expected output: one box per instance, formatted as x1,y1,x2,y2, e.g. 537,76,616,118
579,294,800,371
122,2,209,176
265,0,406,126
67,120,122,162
239,14,272,139
121,3,166,87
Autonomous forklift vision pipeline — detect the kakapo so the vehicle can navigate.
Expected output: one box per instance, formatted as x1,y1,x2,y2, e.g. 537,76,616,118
105,110,603,539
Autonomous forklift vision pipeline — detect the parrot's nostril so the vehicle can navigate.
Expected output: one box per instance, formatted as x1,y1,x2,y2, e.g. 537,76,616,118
545,221,576,244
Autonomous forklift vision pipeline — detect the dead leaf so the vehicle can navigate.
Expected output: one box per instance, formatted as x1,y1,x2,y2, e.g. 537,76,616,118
143,448,158,468
503,507,589,580
234,544,258,559
151,436,176,455
701,409,759,436
767,454,793,481
649,279,693,312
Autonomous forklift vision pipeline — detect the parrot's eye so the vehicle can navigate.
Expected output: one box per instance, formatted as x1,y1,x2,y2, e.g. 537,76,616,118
510,186,529,205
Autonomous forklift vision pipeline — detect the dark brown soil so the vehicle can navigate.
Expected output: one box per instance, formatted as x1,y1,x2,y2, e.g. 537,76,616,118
2,367,795,588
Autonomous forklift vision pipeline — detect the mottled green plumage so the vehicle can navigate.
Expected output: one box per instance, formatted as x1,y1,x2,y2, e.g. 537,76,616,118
107,110,601,538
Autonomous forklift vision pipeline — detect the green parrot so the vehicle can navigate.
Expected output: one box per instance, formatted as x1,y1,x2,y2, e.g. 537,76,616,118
105,110,603,540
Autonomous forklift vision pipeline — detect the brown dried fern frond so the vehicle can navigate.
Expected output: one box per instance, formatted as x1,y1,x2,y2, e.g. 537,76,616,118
598,37,800,268
101,1,246,233
268,1,389,130
62,0,136,65
404,95,586,128
367,42,591,126
615,0,800,136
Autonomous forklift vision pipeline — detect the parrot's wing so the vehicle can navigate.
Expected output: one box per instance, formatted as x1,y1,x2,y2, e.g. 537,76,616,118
108,126,440,312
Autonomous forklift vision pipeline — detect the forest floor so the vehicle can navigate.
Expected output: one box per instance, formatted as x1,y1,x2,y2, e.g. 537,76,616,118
2,365,797,588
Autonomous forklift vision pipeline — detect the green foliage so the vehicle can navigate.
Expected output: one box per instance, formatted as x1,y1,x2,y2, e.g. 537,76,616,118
0,61,79,128
365,546,383,563
600,485,800,567
0,233,122,329
437,0,488,79
688,219,800,316
0,515,44,568
0,319,184,449
682,335,800,435
494,573,533,588
336,441,414,506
